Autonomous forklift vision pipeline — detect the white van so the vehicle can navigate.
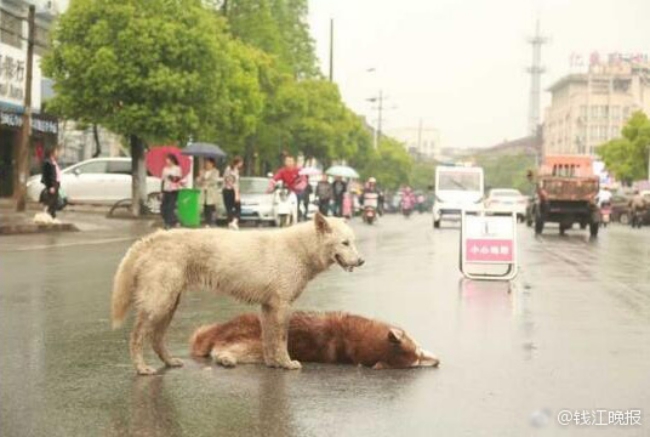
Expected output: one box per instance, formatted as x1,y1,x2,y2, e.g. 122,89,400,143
433,166,484,228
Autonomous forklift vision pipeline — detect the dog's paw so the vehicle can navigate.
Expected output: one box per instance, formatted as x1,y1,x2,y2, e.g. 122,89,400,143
219,356,237,368
165,358,184,368
282,360,302,370
136,366,158,376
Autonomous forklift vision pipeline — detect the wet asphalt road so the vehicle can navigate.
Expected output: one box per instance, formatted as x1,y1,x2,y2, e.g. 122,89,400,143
1,214,649,436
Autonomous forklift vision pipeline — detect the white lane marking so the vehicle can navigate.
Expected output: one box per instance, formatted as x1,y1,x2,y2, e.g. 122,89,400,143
7,237,135,252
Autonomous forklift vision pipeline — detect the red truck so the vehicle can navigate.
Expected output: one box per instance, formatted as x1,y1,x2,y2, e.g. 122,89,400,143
527,155,601,237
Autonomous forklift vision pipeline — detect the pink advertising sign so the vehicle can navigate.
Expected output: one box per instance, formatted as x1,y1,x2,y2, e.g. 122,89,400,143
465,239,514,263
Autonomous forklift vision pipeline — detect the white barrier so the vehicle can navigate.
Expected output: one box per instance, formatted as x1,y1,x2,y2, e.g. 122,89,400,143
459,210,519,281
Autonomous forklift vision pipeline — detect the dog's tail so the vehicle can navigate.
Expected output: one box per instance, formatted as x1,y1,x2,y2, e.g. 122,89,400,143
189,324,219,357
111,245,140,329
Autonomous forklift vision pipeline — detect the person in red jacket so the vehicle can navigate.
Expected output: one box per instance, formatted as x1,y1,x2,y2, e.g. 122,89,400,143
272,155,301,191
271,155,307,220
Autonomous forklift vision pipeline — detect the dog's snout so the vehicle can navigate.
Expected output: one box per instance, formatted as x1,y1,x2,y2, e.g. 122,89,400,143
357,258,365,267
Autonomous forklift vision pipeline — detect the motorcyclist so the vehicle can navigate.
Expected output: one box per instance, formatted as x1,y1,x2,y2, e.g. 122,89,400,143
360,177,384,215
401,185,416,212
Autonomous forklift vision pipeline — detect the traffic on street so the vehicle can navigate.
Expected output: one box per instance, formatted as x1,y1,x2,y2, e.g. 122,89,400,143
2,0,650,436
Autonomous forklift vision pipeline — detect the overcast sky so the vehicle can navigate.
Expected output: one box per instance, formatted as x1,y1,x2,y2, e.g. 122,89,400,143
308,0,650,149
53,0,650,149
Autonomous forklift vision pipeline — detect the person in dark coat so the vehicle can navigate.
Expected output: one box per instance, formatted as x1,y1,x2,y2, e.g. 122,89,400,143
40,147,61,218
332,176,347,217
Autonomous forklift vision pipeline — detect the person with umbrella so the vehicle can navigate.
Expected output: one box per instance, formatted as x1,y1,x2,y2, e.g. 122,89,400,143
161,154,184,229
196,157,220,227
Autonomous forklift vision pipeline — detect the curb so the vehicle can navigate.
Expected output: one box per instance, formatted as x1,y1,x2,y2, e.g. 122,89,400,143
0,223,79,236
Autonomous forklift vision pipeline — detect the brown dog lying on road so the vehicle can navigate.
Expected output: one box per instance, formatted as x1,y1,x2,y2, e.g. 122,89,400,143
191,312,440,369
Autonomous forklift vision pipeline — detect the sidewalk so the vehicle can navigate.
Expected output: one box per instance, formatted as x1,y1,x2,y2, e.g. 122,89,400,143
0,199,78,235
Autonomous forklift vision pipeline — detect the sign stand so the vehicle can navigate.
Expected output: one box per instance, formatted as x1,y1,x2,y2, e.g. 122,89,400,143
459,210,519,281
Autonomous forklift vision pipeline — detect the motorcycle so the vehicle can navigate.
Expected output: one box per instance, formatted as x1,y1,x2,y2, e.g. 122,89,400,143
273,181,297,227
600,201,611,228
362,192,379,225
401,191,416,218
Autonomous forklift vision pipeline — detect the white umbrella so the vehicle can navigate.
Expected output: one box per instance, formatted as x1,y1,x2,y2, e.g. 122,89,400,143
326,165,360,179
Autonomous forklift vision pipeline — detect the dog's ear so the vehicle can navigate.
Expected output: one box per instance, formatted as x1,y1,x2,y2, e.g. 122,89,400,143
388,328,404,344
314,211,332,234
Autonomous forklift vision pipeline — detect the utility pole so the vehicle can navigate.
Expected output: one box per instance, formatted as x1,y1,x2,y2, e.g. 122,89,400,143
375,90,383,150
369,90,384,150
328,18,334,82
14,5,35,212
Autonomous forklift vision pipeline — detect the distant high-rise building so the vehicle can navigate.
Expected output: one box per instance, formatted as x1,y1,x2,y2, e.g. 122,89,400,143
543,53,650,156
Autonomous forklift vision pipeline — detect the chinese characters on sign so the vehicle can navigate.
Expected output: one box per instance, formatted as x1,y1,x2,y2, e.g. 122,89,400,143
465,239,514,263
0,54,26,102
0,110,58,134
569,51,650,69
460,213,518,280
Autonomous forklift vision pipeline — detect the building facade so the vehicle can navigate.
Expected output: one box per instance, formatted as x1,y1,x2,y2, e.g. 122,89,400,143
0,0,59,197
543,54,650,157
387,125,441,160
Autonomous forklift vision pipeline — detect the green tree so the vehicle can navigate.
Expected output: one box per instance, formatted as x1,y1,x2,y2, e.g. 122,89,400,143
473,153,536,193
355,137,413,190
410,161,437,191
224,0,318,78
598,111,650,184
270,0,318,78
43,0,233,214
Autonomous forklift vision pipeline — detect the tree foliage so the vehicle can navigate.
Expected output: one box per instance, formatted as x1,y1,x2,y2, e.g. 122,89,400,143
598,111,650,184
472,153,536,194
44,0,228,143
45,0,412,195
354,137,413,190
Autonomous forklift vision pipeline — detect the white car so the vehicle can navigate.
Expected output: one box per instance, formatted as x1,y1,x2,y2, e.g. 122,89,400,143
433,166,484,228
485,188,527,221
27,157,162,205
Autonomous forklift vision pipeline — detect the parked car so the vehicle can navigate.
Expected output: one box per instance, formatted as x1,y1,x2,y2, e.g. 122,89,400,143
485,188,527,221
27,157,161,205
236,177,278,226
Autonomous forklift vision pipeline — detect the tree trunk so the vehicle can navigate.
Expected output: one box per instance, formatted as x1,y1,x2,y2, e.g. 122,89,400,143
130,135,147,216
244,137,254,176
92,124,101,158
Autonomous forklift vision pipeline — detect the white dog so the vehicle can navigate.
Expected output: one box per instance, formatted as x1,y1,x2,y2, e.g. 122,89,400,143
33,212,59,225
111,212,364,375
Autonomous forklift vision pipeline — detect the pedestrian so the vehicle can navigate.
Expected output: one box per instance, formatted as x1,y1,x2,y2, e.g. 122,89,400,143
316,173,333,215
196,158,220,227
223,156,243,230
40,147,62,219
332,176,347,217
271,155,303,220
301,180,313,220
628,189,647,227
161,153,183,229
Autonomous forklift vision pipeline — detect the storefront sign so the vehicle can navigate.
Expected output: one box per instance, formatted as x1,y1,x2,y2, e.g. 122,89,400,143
0,43,42,111
0,110,58,134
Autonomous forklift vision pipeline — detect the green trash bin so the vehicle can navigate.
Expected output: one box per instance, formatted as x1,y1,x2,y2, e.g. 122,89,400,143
177,188,201,228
